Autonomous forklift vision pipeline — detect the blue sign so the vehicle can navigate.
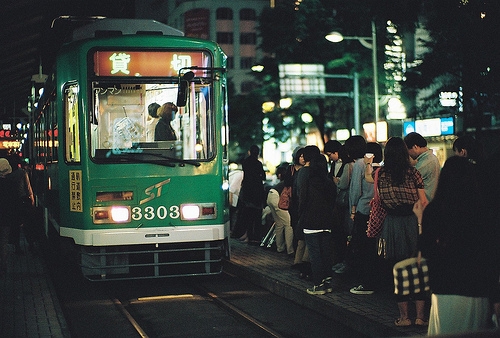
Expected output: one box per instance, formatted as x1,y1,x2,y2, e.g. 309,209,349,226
403,121,415,136
404,117,454,137
440,117,454,135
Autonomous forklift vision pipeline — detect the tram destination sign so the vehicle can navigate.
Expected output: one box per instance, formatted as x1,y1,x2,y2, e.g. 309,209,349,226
93,51,209,77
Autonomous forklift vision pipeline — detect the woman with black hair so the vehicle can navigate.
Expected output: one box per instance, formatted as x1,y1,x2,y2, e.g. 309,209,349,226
299,153,336,294
344,135,377,294
291,145,320,279
376,137,428,326
415,156,499,335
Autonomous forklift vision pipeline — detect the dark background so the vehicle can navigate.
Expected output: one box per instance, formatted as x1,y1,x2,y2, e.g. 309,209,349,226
0,0,135,123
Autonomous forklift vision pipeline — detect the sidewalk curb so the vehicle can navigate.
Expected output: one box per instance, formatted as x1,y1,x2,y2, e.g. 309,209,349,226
224,258,404,337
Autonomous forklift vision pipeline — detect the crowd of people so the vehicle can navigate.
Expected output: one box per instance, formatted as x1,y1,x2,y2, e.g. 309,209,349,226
1,132,497,336
229,134,499,336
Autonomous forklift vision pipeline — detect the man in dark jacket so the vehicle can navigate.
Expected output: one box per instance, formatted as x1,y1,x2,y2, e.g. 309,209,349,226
233,145,266,242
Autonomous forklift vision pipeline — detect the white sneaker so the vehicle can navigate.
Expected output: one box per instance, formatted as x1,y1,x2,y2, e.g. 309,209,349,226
349,284,374,295
306,283,328,295
334,263,348,274
331,262,344,271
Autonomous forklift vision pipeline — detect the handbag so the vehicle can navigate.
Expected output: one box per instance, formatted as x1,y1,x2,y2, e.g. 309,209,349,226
278,186,292,210
278,165,295,210
393,256,430,295
367,168,387,238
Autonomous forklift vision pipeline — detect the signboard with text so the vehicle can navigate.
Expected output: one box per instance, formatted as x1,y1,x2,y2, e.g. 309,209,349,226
93,51,210,77
279,64,326,97
69,170,83,212
403,117,454,137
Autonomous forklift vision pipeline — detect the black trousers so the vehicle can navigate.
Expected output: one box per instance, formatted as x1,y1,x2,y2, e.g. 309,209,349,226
347,212,388,291
233,206,262,241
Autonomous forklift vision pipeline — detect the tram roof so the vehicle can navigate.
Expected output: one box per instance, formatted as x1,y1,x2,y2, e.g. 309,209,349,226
72,18,184,42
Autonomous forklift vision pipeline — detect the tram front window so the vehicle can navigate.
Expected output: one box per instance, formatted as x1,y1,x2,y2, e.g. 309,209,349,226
90,81,215,163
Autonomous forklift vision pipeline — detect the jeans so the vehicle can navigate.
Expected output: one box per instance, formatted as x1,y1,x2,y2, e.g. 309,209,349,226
304,230,333,285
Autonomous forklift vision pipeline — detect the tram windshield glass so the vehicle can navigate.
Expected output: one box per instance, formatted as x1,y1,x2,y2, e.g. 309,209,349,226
89,51,216,164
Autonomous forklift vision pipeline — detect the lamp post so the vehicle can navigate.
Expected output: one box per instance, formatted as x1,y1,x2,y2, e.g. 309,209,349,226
326,21,379,141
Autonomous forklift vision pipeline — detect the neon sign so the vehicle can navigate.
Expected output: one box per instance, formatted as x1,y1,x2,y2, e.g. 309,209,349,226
0,140,20,149
93,51,210,77
0,130,11,138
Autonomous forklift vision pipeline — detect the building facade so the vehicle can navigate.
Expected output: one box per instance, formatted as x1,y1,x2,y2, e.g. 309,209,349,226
136,0,270,95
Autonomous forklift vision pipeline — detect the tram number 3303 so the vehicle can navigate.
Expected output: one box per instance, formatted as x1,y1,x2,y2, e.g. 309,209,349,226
131,205,180,221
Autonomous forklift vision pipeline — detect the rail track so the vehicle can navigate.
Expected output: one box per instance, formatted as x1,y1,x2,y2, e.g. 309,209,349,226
50,260,366,338
109,280,285,338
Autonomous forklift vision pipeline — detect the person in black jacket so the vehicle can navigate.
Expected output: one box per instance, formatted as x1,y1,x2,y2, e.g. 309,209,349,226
154,102,178,141
415,156,499,335
7,155,35,255
292,145,319,278
299,153,337,295
233,145,266,242
0,158,13,275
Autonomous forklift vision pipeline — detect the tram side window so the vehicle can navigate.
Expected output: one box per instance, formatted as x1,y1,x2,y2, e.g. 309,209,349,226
32,89,58,166
222,85,229,162
33,118,46,166
65,84,81,163
47,105,58,163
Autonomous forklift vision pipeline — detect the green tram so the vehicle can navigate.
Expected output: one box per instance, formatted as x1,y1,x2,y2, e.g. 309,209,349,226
32,19,230,280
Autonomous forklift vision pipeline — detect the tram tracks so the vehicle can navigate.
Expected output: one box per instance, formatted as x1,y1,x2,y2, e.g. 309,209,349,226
55,269,365,337
109,278,285,338
192,283,285,338
112,298,149,338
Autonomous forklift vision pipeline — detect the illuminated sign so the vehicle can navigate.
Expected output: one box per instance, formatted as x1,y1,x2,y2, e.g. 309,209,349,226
279,64,326,97
0,130,11,138
363,121,388,143
440,117,454,135
93,51,210,77
416,118,442,137
0,128,20,149
439,92,458,107
403,121,416,135
403,117,454,136
0,140,20,149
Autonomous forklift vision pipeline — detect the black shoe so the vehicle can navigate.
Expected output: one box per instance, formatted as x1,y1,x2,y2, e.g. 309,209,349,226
322,277,333,293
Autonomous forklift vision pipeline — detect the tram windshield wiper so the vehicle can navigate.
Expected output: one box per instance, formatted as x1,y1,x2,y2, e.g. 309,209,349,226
98,149,201,167
134,152,201,167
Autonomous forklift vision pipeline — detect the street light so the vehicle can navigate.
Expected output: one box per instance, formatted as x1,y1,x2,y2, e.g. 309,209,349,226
325,21,379,141
251,64,264,73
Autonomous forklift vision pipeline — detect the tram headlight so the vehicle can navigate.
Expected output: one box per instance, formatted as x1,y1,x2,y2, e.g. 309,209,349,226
110,206,131,223
181,205,200,220
180,203,217,220
93,206,131,224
